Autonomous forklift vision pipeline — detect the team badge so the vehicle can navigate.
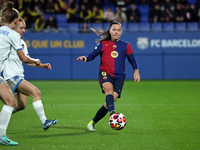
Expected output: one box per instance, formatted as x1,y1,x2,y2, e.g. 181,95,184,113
22,44,24,49
102,72,107,79
113,45,117,48
102,72,106,76
111,51,118,58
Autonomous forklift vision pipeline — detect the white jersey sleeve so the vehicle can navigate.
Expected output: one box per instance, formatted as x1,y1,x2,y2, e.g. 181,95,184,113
9,31,22,51
3,39,27,80
0,25,22,72
22,40,29,56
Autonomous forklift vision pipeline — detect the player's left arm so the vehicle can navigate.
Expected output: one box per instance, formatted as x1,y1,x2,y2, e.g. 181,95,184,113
133,69,140,83
126,43,140,83
22,40,51,70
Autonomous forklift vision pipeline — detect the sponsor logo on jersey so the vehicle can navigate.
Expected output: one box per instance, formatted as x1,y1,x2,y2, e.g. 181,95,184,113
113,45,117,48
111,51,118,58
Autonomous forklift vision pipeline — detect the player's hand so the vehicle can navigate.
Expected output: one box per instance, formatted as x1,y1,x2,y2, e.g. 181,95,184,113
76,56,87,62
133,69,140,83
35,59,41,65
43,63,52,70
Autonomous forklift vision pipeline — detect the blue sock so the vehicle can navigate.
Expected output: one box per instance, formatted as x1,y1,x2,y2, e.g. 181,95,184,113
93,105,108,123
106,94,115,112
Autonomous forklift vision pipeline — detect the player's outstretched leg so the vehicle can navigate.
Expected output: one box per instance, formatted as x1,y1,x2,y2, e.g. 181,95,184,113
0,136,18,146
87,105,108,131
87,120,95,131
42,119,58,131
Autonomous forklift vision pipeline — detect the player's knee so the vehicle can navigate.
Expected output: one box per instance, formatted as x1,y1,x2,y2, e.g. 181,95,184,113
33,89,41,99
36,90,41,97
104,88,113,94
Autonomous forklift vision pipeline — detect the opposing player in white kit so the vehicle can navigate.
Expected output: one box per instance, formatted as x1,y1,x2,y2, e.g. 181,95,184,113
3,18,57,132
0,2,41,146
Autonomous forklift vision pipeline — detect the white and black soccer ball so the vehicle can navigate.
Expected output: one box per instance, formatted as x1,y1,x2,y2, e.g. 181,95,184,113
109,113,127,130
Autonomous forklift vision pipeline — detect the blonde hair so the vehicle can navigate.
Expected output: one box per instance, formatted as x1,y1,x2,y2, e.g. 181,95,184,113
0,1,19,24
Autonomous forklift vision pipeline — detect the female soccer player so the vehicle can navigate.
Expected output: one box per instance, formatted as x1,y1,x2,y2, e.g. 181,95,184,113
3,18,57,132
0,2,40,146
76,21,140,131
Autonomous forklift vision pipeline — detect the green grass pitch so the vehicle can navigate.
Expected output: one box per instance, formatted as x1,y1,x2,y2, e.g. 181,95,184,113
1,80,200,150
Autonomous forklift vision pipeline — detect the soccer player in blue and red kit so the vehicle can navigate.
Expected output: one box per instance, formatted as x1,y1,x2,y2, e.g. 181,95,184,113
76,21,140,131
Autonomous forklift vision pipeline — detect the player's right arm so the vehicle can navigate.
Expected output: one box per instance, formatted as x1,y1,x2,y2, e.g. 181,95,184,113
76,42,103,62
11,32,41,65
76,56,87,62
17,50,40,65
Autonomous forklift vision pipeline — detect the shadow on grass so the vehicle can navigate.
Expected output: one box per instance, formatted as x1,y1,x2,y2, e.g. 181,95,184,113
28,125,119,138
53,125,119,135
29,131,90,138
53,125,87,130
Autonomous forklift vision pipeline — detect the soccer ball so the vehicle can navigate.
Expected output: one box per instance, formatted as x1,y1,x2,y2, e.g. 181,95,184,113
109,113,127,130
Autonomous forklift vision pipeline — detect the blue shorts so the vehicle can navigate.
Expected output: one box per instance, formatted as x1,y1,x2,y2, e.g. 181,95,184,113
98,70,125,98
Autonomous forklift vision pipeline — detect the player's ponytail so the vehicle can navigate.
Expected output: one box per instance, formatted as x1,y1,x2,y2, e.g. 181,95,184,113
0,1,19,24
91,21,121,43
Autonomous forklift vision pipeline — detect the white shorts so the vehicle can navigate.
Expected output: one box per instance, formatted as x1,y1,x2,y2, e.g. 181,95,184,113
6,75,24,94
0,76,5,85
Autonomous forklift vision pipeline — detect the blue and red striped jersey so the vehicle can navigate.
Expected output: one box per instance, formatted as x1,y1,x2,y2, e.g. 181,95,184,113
86,40,138,79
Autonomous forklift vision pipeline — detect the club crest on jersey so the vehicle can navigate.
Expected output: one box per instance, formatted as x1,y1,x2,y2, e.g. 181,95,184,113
102,72,107,79
111,51,118,58
22,44,24,49
113,45,117,48
102,72,106,76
